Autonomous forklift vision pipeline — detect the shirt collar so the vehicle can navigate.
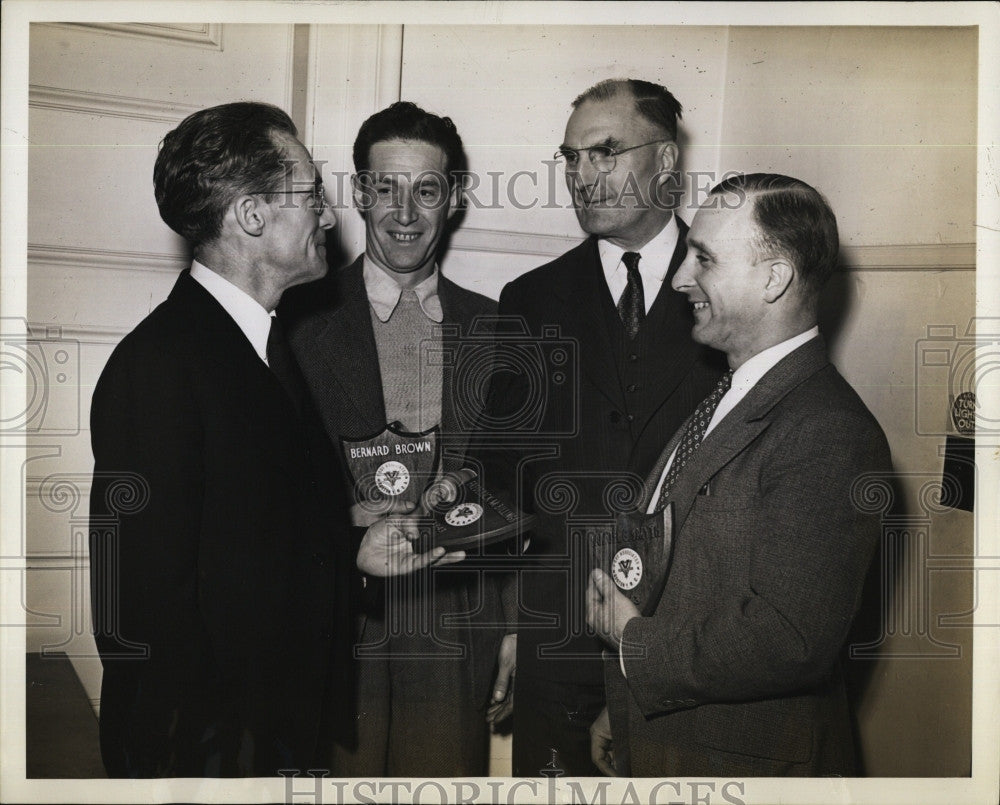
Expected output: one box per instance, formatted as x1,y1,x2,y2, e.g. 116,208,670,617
730,326,821,395
363,256,443,323
189,260,272,365
598,214,679,284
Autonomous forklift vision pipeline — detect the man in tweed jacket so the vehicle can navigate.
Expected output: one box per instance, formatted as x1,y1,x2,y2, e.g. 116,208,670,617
586,174,891,776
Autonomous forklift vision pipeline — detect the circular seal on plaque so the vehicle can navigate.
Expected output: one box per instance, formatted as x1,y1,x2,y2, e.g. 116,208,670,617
445,503,483,527
952,391,976,436
612,548,643,591
374,461,410,496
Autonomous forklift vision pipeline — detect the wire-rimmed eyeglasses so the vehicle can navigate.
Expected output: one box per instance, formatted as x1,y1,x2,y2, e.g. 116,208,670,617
247,184,330,215
553,140,670,174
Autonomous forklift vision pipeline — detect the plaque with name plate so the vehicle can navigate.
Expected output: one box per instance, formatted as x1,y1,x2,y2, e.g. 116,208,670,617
583,504,674,616
340,423,440,517
420,476,536,552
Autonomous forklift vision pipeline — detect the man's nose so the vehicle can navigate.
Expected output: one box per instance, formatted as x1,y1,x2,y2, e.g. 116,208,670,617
319,201,337,230
393,192,418,226
672,252,695,292
575,155,601,190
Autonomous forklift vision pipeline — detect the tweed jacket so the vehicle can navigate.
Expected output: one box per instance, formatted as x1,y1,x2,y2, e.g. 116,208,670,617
606,336,891,776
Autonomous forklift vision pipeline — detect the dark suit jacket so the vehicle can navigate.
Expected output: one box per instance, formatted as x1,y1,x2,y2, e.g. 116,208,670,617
474,225,725,684
607,336,891,776
89,271,353,777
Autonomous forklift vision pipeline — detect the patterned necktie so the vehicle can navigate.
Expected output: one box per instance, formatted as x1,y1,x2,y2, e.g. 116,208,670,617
617,251,644,339
655,370,734,511
266,314,306,417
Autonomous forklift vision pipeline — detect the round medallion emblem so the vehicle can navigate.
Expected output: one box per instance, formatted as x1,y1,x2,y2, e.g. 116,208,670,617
374,461,410,496
611,548,643,591
445,502,484,527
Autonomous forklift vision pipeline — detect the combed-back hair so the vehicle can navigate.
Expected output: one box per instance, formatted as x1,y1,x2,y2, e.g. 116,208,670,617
154,102,298,248
572,78,683,141
710,173,840,294
353,101,467,184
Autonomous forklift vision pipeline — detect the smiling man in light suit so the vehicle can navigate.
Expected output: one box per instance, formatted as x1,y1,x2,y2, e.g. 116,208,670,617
287,102,505,777
586,173,892,777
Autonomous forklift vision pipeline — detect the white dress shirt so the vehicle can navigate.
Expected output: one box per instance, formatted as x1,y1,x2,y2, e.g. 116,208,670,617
363,257,444,323
598,214,680,314
646,326,821,513
189,260,273,366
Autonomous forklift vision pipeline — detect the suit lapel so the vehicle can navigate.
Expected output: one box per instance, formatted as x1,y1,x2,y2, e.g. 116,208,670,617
555,238,624,407
657,337,831,536
308,257,387,436
438,275,476,467
633,217,701,435
171,271,303,468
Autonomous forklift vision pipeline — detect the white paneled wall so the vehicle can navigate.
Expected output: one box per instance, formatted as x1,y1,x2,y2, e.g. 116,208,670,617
25,21,302,712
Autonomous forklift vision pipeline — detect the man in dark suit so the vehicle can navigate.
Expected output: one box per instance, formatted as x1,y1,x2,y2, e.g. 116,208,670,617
472,79,724,776
89,102,458,778
287,102,505,776
586,173,892,776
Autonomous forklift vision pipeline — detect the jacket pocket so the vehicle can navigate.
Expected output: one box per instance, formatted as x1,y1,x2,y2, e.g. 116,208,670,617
693,697,814,764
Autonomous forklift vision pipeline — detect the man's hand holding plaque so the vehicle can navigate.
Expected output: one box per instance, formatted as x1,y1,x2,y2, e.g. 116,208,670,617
584,503,675,623
586,567,641,649
357,513,466,577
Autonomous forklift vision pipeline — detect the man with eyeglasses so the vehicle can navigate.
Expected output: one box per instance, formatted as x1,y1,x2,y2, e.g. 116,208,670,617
285,101,505,776
89,101,459,777
471,79,725,776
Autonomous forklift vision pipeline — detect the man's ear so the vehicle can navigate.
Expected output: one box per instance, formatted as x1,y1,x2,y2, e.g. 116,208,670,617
233,195,265,236
352,173,373,214
445,180,462,221
656,141,679,174
652,142,681,207
763,258,794,303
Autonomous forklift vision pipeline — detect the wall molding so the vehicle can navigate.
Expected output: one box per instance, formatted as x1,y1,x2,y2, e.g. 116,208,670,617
25,238,975,314
374,25,404,111
448,228,977,270
28,243,186,276
43,22,223,51
29,323,128,345
841,242,976,271
449,227,584,259
26,555,90,569
29,84,203,124
26,476,93,500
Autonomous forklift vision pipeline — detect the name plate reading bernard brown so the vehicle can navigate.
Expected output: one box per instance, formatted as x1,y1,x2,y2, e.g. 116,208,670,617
340,423,441,514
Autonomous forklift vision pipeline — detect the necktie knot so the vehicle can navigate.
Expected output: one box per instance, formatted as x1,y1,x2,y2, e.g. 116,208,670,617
622,251,641,273
712,369,734,399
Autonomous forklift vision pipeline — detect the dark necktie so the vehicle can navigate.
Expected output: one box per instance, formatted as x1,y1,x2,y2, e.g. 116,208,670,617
617,251,644,340
655,370,734,511
266,314,307,417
